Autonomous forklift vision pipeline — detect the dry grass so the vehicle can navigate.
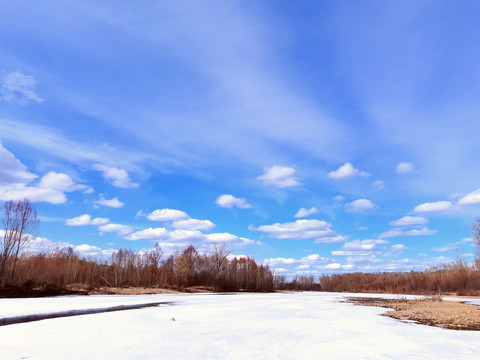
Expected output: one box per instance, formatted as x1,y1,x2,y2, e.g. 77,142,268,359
83,286,214,295
347,297,480,330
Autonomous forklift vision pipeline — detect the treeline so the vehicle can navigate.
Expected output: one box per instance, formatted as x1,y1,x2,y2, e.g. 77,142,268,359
318,260,480,295
2,244,275,294
276,260,480,295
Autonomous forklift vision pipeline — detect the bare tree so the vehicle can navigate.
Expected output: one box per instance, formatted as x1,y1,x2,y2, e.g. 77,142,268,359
472,218,480,269
209,243,230,290
0,199,39,285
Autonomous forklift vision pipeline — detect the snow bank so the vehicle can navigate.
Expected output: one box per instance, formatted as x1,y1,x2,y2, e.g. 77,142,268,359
0,292,478,359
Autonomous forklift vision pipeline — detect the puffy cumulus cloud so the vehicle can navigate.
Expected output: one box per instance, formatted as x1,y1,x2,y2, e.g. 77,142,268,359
205,233,256,246
23,235,116,259
263,253,350,276
215,194,252,209
396,162,415,174
147,208,216,231
95,196,125,208
327,162,370,179
333,195,345,202
325,263,341,269
66,214,109,226
257,165,301,188
0,71,43,105
38,172,87,192
0,144,38,185
457,188,480,205
98,223,134,236
0,171,88,205
126,227,255,248
172,218,216,231
250,219,347,244
413,200,456,213
331,239,390,256
126,227,170,241
147,208,189,221
294,207,319,218
390,216,428,227
345,199,378,212
379,227,437,239
93,163,138,188
0,145,89,204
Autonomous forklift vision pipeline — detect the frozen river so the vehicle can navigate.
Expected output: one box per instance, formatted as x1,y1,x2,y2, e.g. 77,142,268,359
1,292,479,359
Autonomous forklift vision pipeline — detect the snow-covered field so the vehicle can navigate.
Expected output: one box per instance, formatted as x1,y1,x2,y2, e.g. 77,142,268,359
1,292,479,360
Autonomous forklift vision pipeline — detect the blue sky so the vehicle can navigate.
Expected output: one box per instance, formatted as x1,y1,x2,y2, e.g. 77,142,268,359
1,0,480,277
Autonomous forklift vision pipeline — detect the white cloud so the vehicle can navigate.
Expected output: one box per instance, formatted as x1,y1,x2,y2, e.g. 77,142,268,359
457,188,480,205
171,218,216,231
345,199,378,212
93,163,138,188
379,227,437,239
147,208,189,221
413,200,456,213
257,165,301,188
330,239,408,260
391,244,408,252
0,143,38,185
342,239,389,251
325,263,341,269
25,236,116,259
327,162,370,179
95,196,125,208
215,194,252,209
250,219,347,244
38,172,87,192
333,195,345,202
396,162,415,174
205,233,255,246
0,145,90,204
126,227,254,248
0,71,43,105
390,216,428,227
98,223,134,236
66,214,109,226
294,207,319,218
126,227,169,241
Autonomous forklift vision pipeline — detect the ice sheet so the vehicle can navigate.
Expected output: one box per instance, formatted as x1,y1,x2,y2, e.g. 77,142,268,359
1,292,478,360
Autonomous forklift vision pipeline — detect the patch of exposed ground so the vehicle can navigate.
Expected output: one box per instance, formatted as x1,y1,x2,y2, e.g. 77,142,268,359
346,296,480,330
85,286,214,295
0,284,216,298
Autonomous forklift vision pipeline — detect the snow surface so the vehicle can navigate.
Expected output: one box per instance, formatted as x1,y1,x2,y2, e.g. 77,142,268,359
1,292,479,360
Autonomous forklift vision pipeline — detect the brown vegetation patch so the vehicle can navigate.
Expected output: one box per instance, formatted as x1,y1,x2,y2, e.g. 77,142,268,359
86,286,214,295
347,296,480,330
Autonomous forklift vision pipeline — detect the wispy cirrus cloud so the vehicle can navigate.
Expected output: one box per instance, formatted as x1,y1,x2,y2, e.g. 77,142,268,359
0,71,43,105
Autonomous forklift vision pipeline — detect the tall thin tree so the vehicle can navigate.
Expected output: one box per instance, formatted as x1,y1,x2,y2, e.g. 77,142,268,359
0,199,39,285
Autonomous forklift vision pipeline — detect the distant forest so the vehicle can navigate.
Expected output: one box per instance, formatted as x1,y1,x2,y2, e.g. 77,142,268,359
1,199,480,297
